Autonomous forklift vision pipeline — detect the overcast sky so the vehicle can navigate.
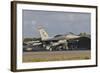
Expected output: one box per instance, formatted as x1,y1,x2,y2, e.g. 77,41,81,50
22,10,91,38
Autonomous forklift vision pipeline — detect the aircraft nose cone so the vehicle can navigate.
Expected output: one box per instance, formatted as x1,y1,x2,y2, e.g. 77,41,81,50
66,34,80,39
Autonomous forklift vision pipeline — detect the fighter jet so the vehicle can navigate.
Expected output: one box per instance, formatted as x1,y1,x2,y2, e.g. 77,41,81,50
38,26,80,51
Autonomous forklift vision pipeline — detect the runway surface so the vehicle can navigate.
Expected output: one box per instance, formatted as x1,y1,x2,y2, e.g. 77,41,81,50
23,50,91,62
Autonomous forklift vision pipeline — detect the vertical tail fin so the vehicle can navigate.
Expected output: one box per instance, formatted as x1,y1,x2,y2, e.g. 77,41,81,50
38,26,49,40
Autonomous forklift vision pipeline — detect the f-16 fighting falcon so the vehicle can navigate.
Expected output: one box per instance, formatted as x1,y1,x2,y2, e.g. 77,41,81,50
37,25,80,51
